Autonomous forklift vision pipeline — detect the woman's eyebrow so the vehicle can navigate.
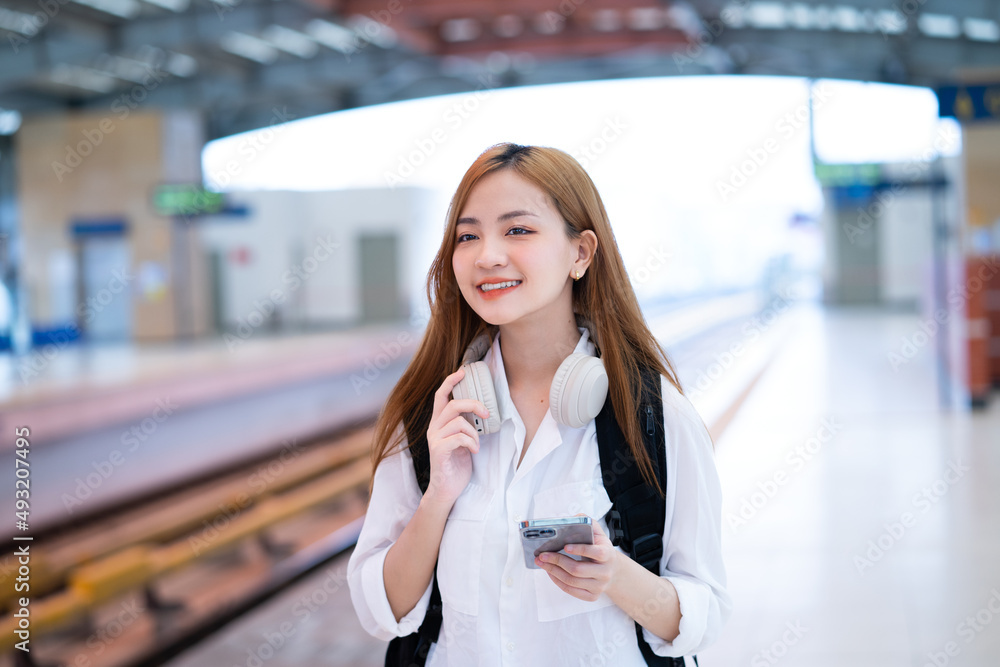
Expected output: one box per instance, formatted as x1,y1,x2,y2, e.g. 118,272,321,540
457,210,537,226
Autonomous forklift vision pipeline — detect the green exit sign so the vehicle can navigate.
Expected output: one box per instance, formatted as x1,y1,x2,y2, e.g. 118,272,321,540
153,185,225,216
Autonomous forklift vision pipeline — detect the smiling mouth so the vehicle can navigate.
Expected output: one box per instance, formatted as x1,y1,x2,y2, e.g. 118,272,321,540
478,280,522,292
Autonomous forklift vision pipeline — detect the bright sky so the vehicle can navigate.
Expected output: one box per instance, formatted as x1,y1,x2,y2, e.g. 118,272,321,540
202,75,959,300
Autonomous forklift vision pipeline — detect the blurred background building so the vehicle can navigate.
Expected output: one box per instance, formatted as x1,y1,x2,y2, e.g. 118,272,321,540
0,0,998,665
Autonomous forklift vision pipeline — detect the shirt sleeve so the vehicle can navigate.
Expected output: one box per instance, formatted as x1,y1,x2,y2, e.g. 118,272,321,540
642,376,733,657
346,428,434,640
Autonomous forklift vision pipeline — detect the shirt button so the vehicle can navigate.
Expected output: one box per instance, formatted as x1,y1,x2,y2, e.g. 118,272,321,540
505,577,513,587
514,513,523,522
506,641,515,652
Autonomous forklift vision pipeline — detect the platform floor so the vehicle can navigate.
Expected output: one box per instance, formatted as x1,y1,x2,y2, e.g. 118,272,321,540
165,302,1000,666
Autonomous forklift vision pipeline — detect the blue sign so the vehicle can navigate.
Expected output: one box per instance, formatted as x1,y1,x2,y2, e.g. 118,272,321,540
936,84,1000,122
71,219,128,237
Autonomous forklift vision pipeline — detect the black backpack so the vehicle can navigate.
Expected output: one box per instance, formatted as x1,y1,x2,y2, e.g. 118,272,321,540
385,363,693,667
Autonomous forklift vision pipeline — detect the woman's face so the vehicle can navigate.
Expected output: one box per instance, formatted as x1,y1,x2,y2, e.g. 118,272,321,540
452,169,581,327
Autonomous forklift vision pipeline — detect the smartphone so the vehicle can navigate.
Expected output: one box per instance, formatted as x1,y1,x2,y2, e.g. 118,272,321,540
519,516,594,569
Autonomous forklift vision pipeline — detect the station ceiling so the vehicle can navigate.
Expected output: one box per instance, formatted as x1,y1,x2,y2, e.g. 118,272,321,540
0,0,998,139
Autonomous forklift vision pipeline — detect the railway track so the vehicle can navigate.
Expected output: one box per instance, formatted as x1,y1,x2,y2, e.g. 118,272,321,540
0,422,377,667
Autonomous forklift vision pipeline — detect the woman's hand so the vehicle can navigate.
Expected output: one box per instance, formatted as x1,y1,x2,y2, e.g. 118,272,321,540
423,367,490,511
534,519,623,602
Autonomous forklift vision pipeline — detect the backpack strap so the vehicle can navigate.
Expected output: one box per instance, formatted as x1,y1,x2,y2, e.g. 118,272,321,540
595,365,665,572
596,365,689,667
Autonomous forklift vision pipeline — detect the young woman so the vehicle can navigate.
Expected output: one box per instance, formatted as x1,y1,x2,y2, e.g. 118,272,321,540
347,143,730,665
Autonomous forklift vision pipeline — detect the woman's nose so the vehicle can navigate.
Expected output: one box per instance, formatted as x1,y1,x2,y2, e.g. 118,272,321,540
474,236,506,268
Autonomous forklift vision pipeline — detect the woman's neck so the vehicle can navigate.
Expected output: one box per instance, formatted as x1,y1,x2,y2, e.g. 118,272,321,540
498,313,582,392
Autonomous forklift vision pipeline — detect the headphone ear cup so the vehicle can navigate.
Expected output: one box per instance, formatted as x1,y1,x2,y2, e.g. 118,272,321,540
451,361,501,434
549,354,609,428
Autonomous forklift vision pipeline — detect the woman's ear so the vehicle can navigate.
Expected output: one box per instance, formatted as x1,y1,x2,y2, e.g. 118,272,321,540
575,230,598,272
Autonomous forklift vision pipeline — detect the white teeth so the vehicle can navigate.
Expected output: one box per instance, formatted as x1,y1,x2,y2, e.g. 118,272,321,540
479,280,521,292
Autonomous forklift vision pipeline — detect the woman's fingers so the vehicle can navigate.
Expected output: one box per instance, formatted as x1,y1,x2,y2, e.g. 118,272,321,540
431,368,489,429
537,560,601,601
439,399,490,427
432,367,468,419
436,431,480,455
432,415,480,447
563,542,606,563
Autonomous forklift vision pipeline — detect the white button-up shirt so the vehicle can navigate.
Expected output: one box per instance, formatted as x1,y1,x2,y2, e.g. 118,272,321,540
348,327,731,666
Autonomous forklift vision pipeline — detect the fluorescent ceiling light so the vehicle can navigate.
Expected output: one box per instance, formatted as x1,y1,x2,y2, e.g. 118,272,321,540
493,14,524,38
262,25,318,58
71,0,141,19
833,6,860,32
918,13,961,39
50,64,119,93
0,7,38,36
747,3,786,29
165,52,198,77
874,10,906,35
811,6,834,30
964,18,1000,42
534,11,564,35
142,0,188,11
220,31,279,64
666,4,703,37
0,109,22,135
591,9,622,32
306,20,359,54
628,7,666,31
720,3,747,28
347,15,397,48
441,18,480,42
787,4,812,30
94,54,161,83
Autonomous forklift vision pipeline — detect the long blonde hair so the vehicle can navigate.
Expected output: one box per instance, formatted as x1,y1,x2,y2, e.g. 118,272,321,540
370,143,682,490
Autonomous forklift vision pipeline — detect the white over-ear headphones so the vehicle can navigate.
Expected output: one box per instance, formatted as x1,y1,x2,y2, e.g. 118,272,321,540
451,319,609,434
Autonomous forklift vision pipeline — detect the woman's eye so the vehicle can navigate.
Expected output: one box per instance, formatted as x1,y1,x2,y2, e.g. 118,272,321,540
457,233,477,243
507,227,530,236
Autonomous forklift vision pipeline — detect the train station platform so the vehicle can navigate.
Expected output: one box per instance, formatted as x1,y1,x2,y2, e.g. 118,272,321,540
162,303,1000,667
0,324,419,533
7,300,996,666
137,307,1000,667
0,292,768,534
